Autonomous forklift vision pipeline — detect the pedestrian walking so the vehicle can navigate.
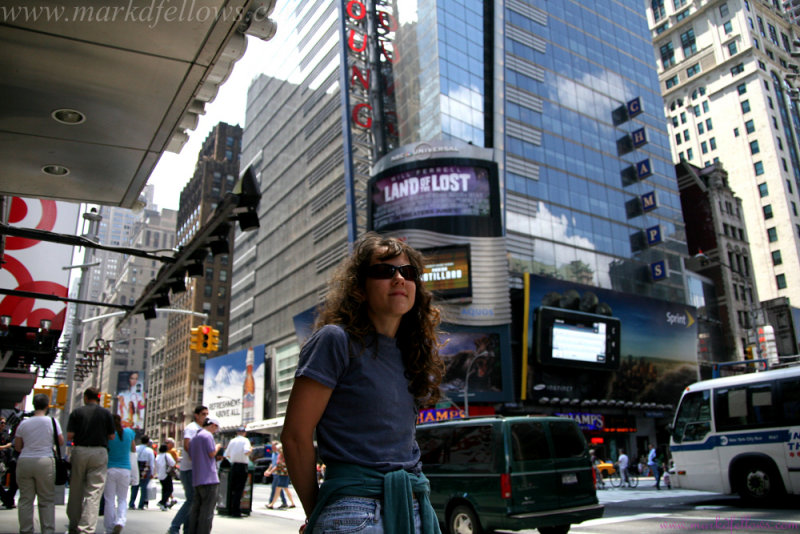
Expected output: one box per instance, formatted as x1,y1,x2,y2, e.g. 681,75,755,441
282,233,444,534
156,444,176,511
66,387,115,534
265,444,296,509
167,405,208,534
104,415,135,534
647,444,661,490
223,427,251,517
266,441,287,508
129,436,155,510
1,412,22,509
187,417,222,534
14,393,64,534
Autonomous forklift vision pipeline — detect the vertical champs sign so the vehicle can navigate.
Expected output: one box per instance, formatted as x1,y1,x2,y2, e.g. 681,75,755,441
339,0,399,241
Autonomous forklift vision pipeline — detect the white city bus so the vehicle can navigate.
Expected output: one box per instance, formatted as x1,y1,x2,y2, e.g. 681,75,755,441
669,366,800,501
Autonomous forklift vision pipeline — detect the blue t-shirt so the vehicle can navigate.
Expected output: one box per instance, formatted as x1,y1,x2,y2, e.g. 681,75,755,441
295,324,420,473
107,427,135,469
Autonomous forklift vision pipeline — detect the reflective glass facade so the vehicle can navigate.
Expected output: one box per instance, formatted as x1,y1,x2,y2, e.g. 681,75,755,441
501,1,688,302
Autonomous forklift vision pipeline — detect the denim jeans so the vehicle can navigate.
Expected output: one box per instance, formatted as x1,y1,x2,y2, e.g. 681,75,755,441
169,470,193,534
269,475,287,506
313,496,421,534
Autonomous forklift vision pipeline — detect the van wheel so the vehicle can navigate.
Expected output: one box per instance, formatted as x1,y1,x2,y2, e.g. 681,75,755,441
449,505,481,534
538,526,570,534
737,461,783,502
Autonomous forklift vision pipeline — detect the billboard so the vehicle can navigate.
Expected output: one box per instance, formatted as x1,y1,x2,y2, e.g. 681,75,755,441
203,346,266,429
438,323,513,404
524,274,699,407
117,370,146,430
368,158,502,237
0,197,79,330
419,244,472,302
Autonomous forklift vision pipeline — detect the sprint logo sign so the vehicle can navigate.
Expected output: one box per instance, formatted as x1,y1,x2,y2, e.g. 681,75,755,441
666,310,695,328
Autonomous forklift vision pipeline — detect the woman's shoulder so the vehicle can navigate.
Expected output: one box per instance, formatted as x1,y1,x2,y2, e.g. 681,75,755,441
315,324,348,339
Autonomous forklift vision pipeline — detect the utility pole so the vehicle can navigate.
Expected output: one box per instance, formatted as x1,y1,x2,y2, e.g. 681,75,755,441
61,209,102,429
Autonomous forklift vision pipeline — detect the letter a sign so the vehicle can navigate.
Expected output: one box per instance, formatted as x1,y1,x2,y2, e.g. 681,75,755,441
636,159,653,180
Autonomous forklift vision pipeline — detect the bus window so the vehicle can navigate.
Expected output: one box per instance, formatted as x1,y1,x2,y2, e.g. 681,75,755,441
672,390,711,443
716,381,778,431
779,378,800,425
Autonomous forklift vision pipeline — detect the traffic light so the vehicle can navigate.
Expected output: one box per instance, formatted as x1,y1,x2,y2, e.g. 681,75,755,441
102,393,112,408
745,346,754,360
190,327,202,352
208,328,220,352
55,384,68,406
200,325,211,353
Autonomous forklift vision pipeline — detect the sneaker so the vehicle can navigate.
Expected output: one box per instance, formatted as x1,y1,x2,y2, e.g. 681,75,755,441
112,525,123,534
159,504,167,511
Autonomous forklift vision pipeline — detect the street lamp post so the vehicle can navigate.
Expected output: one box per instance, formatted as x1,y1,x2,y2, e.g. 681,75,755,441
61,209,102,428
694,252,762,359
462,356,480,418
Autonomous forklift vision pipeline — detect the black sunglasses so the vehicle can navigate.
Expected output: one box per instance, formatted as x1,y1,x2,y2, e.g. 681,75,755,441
365,263,418,281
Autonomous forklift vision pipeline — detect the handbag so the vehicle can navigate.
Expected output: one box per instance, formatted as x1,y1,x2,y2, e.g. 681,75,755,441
51,418,68,485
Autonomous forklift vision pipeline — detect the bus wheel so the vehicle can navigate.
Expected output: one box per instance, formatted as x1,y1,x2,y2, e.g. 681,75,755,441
449,505,481,534
738,461,782,501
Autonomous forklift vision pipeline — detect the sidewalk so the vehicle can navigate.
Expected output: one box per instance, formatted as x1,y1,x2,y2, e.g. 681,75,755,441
595,476,718,504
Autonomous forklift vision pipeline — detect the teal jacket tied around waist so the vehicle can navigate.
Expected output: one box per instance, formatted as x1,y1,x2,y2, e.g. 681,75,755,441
306,462,441,534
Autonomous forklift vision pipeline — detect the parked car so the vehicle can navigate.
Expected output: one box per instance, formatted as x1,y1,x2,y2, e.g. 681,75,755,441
253,457,273,484
416,416,603,534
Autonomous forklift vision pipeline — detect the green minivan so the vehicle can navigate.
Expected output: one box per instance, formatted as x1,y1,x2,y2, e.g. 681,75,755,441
416,416,604,534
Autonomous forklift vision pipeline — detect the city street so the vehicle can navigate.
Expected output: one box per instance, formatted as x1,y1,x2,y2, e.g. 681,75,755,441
1,477,798,534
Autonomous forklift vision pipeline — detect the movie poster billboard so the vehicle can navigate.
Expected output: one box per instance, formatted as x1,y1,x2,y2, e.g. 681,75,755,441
203,346,266,430
438,324,513,404
117,370,146,430
525,274,699,407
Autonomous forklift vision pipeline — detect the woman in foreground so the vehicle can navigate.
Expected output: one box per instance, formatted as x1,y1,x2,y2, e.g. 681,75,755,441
282,233,444,534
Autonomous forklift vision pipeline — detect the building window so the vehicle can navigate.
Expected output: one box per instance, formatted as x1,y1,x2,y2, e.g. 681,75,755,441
656,23,669,34
730,63,744,75
776,274,787,290
687,148,694,160
737,83,747,95
767,227,778,242
750,140,760,154
763,204,773,219
681,112,687,124
728,42,737,56
686,63,700,77
693,105,701,117
676,9,690,21
701,141,708,154
706,118,713,130
777,137,783,150
758,182,769,197
660,41,675,69
675,133,682,145
783,158,789,171
681,28,697,57
772,250,782,266
772,116,778,129
793,202,798,216
719,3,729,17
709,137,717,150
758,60,766,70
683,129,690,141
734,127,739,137
741,100,751,113
768,97,774,109
788,180,794,194
723,20,733,34
754,161,764,175
666,75,679,89
652,0,665,21
672,116,679,127
698,122,705,134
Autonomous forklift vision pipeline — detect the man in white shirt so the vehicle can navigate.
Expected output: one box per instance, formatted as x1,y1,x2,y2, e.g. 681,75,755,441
617,449,629,487
168,405,208,534
224,427,252,518
129,436,156,509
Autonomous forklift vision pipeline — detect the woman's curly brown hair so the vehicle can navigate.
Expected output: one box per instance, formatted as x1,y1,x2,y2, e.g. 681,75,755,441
314,232,444,406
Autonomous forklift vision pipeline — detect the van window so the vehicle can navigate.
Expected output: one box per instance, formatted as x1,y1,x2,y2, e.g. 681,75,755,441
549,421,586,458
418,427,449,466
450,425,493,464
510,421,550,461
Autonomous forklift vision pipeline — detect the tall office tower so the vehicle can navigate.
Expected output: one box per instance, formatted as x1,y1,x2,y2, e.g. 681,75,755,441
233,0,693,435
159,122,242,435
647,0,800,307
